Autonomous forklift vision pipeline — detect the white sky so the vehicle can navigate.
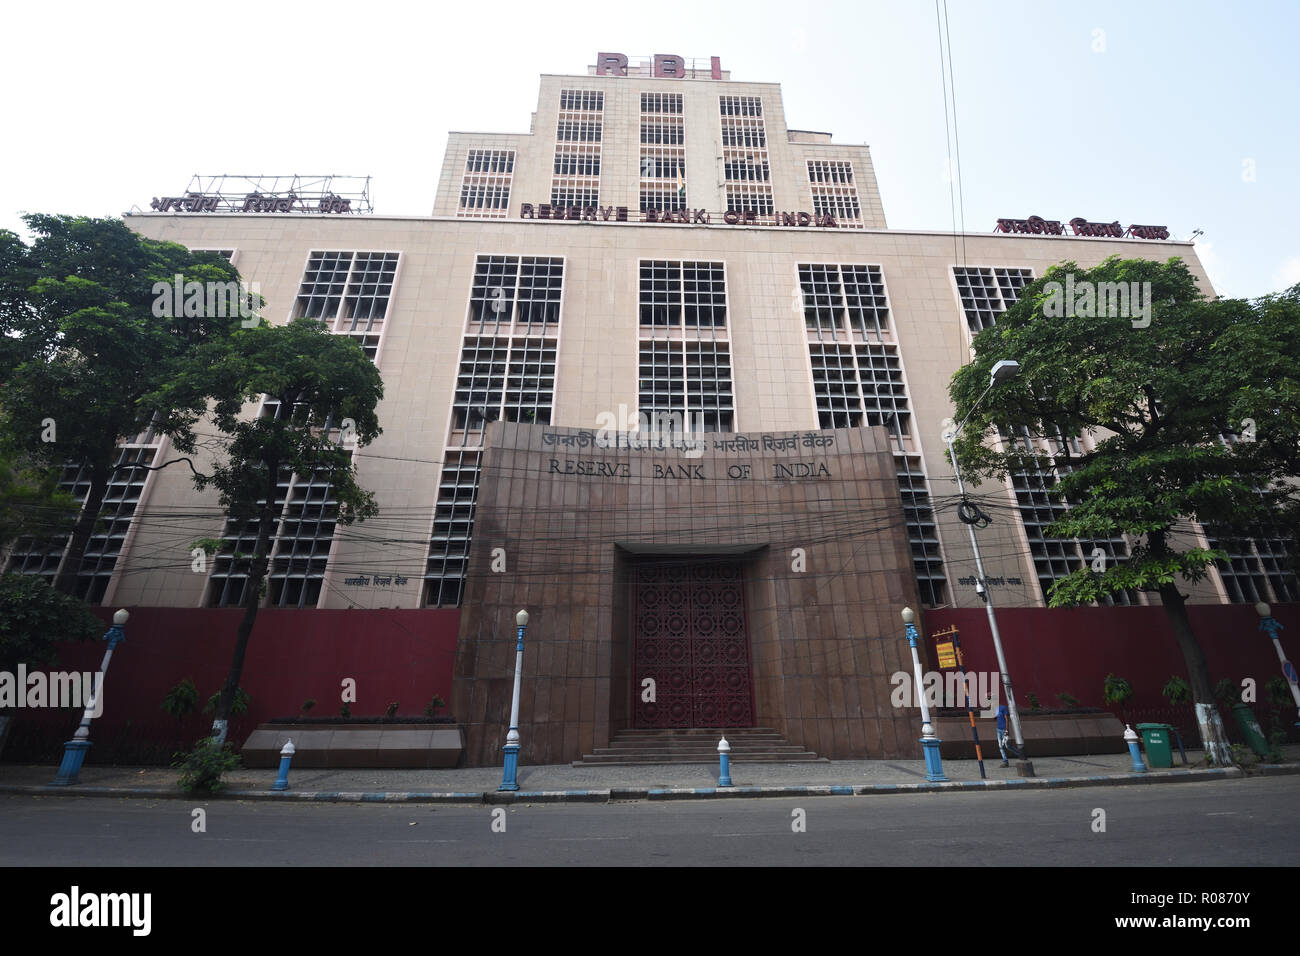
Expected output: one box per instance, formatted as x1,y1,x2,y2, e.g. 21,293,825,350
2,0,1296,298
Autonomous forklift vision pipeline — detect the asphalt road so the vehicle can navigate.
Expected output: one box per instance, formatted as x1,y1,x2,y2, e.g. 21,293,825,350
1,776,1297,867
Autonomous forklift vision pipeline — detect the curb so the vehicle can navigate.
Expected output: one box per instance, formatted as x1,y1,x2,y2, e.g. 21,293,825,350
2,762,1294,804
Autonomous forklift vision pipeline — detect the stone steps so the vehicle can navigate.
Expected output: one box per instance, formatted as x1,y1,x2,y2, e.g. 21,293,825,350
574,727,822,765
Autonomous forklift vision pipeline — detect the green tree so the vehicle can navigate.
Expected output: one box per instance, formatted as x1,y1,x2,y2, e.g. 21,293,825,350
0,215,249,595
151,318,382,742
948,256,1300,765
0,573,101,676
0,448,81,553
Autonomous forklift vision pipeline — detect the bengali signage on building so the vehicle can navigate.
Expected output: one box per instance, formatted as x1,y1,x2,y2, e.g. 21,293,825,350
994,215,1171,240
149,191,356,214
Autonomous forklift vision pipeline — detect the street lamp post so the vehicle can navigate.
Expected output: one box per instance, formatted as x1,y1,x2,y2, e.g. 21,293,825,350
944,359,1033,775
53,609,129,787
902,606,947,782
1256,602,1300,724
498,608,529,792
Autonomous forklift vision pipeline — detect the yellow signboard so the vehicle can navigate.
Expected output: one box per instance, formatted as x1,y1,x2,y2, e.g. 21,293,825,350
935,640,957,669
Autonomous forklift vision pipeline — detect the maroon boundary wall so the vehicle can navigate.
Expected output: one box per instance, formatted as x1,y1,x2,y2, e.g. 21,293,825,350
921,602,1300,742
3,607,460,764
4,602,1296,763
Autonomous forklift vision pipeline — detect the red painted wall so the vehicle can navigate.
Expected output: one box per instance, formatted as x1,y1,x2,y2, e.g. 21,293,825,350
921,603,1300,741
5,607,460,763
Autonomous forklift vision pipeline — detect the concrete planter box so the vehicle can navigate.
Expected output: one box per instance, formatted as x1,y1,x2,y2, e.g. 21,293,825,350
241,721,465,769
932,710,1127,758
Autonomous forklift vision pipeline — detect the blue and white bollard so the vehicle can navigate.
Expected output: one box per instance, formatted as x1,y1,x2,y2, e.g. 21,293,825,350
1124,725,1146,773
271,740,296,791
717,735,733,787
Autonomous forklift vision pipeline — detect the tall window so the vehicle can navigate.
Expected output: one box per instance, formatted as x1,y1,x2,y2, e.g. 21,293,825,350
551,90,603,208
1000,427,1138,606
952,266,1033,333
808,161,863,227
293,250,400,362
799,263,945,605
458,149,514,218
4,426,164,604
424,256,565,607
204,404,353,610
641,93,686,213
638,261,734,433
720,95,774,223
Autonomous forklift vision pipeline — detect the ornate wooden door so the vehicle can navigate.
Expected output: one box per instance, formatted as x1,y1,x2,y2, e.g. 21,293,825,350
633,561,753,728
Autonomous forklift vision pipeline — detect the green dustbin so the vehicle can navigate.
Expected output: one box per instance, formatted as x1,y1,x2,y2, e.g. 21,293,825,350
1230,702,1270,757
1137,723,1174,768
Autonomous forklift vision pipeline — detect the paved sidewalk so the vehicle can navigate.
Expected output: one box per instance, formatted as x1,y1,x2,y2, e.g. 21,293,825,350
3,745,1297,803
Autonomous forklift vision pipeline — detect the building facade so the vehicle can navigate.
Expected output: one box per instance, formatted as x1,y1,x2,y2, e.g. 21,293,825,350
12,54,1297,764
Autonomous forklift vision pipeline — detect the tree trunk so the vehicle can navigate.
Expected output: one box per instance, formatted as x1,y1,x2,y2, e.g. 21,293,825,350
1156,582,1234,765
51,460,110,596
209,471,279,746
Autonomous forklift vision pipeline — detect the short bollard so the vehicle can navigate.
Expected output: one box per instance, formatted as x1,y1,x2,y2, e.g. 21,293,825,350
717,735,733,788
271,740,296,791
1124,725,1146,773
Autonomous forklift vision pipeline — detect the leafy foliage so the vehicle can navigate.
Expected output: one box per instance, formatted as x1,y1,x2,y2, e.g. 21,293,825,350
174,737,242,793
204,687,250,718
161,678,199,720
0,215,257,593
147,318,383,730
949,258,1300,604
0,573,101,674
423,694,447,717
1102,673,1133,707
1162,675,1191,706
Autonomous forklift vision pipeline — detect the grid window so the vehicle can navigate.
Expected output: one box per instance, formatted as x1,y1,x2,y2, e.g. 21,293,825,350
550,186,601,207
424,451,481,608
808,162,863,226
1206,514,1300,603
555,88,604,212
554,151,601,176
952,266,1034,333
640,186,687,213
725,185,774,216
205,404,350,609
560,90,603,111
639,261,726,329
808,161,854,184
426,257,565,607
292,251,399,359
638,341,734,433
4,442,161,604
458,150,514,219
641,92,683,114
899,457,946,606
468,256,563,336
724,158,769,181
1002,426,1137,606
720,96,763,116
798,264,890,340
802,273,942,604
640,120,685,145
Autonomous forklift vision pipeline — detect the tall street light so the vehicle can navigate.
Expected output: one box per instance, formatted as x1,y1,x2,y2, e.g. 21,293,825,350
499,608,529,792
943,359,1034,775
53,609,129,787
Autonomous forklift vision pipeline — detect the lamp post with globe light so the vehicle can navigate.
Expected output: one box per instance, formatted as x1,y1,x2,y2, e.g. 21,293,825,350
499,609,529,792
944,358,1034,775
901,606,946,782
53,609,129,786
